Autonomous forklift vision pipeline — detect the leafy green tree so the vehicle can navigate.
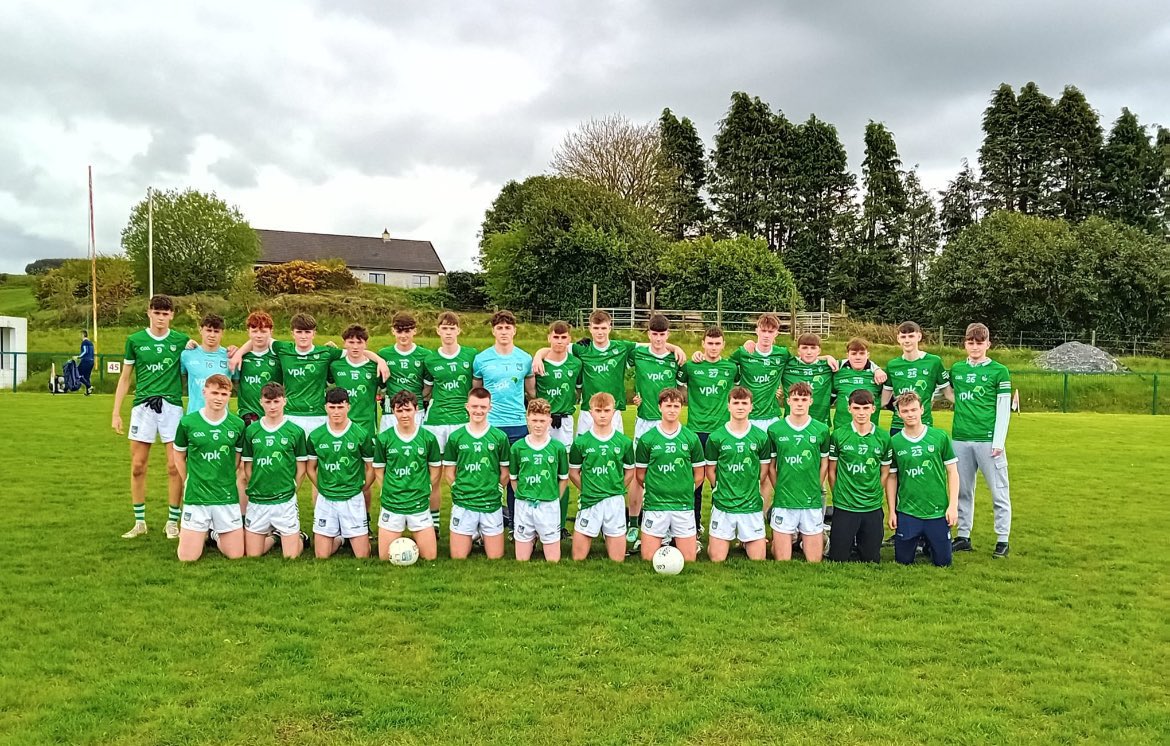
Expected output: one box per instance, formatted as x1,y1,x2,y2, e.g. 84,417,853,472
1075,217,1170,337
939,159,981,242
443,270,490,311
1157,126,1170,234
658,108,709,240
658,235,798,312
861,121,907,246
121,188,260,295
24,258,68,275
1052,85,1104,222
1100,108,1163,233
978,84,1019,212
34,256,137,322
1015,82,1057,215
902,168,941,299
709,92,778,241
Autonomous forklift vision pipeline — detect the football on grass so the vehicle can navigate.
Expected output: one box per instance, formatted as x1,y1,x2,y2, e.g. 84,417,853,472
652,546,684,575
388,537,419,566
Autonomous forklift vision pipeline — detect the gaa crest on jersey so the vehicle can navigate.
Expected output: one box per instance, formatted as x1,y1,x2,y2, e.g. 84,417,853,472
927,445,935,453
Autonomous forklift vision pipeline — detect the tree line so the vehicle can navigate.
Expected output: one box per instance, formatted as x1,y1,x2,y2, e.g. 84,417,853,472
478,84,1170,339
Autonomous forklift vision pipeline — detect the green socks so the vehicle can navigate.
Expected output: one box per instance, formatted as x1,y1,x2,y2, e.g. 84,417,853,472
133,503,146,522
168,506,181,523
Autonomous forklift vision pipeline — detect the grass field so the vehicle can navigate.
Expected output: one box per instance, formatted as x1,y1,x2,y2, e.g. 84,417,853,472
1,395,1168,745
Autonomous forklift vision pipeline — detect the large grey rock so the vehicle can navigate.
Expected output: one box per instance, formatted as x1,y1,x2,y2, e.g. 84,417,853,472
1035,341,1127,373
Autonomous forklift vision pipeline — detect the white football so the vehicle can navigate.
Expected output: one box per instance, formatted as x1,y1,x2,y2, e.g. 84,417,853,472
652,545,684,575
388,537,419,566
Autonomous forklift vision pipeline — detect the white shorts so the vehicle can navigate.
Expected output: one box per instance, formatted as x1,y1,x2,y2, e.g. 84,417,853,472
749,416,779,432
633,417,658,444
128,400,183,443
423,423,461,453
549,416,575,448
708,508,766,542
313,493,369,539
244,500,300,536
378,508,434,533
770,507,824,536
381,410,425,432
577,408,627,437
514,500,562,544
574,495,627,538
641,509,696,539
181,503,244,534
287,415,327,437
449,504,504,537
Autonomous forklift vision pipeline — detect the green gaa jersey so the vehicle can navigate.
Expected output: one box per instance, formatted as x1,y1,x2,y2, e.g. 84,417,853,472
423,346,478,425
950,359,1011,442
890,426,957,519
630,346,679,421
569,429,635,508
831,363,882,429
330,357,381,435
767,417,830,510
378,344,430,414
576,339,635,411
731,344,791,421
510,436,569,503
236,347,282,417
443,425,510,512
634,424,705,511
273,341,343,416
704,424,772,513
373,426,441,514
241,418,308,504
173,410,245,506
828,423,893,512
678,359,738,433
124,328,190,406
782,358,835,423
884,353,950,429
307,421,374,500
535,354,582,415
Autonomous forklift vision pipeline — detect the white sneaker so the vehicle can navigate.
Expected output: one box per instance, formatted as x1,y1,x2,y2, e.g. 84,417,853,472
122,522,148,539
165,521,180,539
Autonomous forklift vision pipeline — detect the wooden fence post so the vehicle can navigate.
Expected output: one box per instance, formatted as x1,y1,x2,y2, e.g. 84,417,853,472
716,288,723,329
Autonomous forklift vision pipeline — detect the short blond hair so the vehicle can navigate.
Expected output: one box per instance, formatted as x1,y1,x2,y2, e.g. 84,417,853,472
589,392,615,410
526,398,552,416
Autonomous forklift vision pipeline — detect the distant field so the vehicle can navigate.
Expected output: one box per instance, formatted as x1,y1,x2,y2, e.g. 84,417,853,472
0,397,1167,745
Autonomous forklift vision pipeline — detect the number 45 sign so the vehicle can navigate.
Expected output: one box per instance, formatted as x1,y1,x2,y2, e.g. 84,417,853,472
106,361,121,374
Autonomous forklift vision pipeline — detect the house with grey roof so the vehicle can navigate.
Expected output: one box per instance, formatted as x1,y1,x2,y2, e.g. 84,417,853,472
255,229,446,288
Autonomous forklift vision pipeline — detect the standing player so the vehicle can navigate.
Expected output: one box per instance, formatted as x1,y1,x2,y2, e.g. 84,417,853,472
527,320,582,536
767,382,831,562
635,389,705,561
77,329,94,395
236,311,281,426
831,338,884,430
172,374,246,561
678,326,738,533
881,321,950,435
886,392,960,567
306,388,376,559
112,294,190,540
421,311,477,530
728,313,791,432
944,322,1013,559
330,325,382,439
781,333,837,424
373,391,442,562
826,390,893,563
378,312,431,431
241,383,309,558
705,387,772,562
180,314,231,414
444,388,511,560
510,398,569,562
473,310,533,531
569,393,636,562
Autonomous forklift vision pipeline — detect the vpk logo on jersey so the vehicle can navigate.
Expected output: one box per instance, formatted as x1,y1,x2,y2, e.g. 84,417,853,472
907,465,926,477
727,462,746,473
201,451,223,462
323,462,342,472
844,463,867,475
393,467,412,477
698,385,721,396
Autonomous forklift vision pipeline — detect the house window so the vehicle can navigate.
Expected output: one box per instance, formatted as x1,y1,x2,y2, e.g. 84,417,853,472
368,272,386,285
412,275,432,288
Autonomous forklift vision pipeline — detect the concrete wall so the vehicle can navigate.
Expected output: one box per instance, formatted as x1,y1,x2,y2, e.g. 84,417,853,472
351,269,443,289
0,316,28,387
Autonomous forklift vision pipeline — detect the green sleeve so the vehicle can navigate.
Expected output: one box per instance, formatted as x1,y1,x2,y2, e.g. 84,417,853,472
272,340,293,355
688,433,705,466
940,432,956,462
880,434,894,465
361,433,375,461
123,335,136,363
704,432,719,463
442,433,457,463
305,434,317,459
234,422,246,452
634,437,650,465
295,429,308,459
173,421,188,450
622,439,636,468
426,432,442,465
371,434,386,466
818,427,830,456
998,365,1012,392
326,346,344,362
569,439,582,468
827,431,839,459
496,431,511,466
937,359,951,388
241,428,253,460
509,438,522,466
557,444,569,478
677,362,689,384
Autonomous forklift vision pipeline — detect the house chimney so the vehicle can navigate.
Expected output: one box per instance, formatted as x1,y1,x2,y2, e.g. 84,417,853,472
381,228,391,242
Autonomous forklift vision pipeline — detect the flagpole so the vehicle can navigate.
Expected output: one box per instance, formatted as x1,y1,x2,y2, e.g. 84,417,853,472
147,187,154,297
88,166,98,348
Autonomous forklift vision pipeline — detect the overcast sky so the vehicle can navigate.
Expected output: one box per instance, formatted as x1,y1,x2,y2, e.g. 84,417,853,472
2,0,1168,274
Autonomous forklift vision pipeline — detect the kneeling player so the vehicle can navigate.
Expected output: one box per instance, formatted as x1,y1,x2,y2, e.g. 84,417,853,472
705,387,772,562
444,387,511,560
569,393,635,562
510,398,569,561
826,390,892,563
173,374,246,561
767,382,831,562
886,392,959,567
635,388,705,561
306,388,375,559
373,391,442,561
241,383,309,558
